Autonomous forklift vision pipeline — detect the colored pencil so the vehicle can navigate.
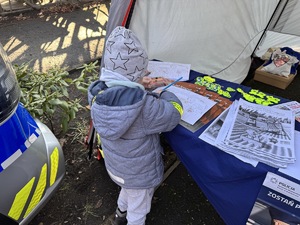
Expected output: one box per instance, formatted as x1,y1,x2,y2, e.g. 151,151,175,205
162,77,183,91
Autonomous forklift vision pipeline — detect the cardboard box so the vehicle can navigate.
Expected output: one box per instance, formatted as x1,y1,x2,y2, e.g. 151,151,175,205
254,65,295,89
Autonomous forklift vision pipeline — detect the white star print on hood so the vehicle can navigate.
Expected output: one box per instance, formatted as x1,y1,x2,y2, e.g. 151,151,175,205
103,26,149,82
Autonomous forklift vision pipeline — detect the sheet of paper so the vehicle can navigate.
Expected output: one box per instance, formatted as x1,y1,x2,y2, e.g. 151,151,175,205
279,131,300,180
214,99,296,168
199,104,259,167
147,61,190,81
273,101,300,122
199,107,231,146
167,86,216,125
174,83,232,133
225,99,295,162
215,100,238,146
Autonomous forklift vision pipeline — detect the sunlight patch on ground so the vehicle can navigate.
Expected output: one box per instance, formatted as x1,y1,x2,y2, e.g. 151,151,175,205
35,53,67,69
95,3,109,27
3,38,29,61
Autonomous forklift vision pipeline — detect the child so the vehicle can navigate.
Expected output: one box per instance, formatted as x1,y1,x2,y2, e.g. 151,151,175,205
88,26,183,225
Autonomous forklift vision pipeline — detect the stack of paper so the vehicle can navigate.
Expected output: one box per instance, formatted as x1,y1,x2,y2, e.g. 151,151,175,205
272,101,300,122
200,99,296,168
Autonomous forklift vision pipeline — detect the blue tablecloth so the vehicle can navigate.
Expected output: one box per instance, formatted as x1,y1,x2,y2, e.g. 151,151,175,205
164,70,300,225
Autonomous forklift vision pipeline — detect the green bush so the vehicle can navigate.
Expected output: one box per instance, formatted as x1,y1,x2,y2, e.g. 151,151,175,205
14,61,99,135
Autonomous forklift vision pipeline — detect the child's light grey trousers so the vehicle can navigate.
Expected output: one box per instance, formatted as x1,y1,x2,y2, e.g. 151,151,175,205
117,187,155,225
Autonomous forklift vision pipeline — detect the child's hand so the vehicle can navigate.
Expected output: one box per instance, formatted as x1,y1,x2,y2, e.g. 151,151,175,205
140,76,152,89
140,77,173,89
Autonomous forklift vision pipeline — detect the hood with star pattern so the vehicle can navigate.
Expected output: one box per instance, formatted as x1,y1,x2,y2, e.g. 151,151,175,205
103,26,149,82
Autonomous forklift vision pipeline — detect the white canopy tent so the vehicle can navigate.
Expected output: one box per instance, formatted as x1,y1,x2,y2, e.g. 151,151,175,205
254,0,300,58
103,0,300,84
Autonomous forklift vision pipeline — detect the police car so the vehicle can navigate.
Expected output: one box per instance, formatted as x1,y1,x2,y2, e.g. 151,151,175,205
0,43,65,224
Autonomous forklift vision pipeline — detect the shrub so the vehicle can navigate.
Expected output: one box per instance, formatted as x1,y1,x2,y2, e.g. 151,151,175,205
14,60,99,135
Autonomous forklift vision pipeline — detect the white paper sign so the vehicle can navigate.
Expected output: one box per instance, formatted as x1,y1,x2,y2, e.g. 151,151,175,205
263,172,300,202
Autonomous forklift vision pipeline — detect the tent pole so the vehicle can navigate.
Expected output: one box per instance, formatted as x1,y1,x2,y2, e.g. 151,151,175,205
122,0,136,28
250,0,288,58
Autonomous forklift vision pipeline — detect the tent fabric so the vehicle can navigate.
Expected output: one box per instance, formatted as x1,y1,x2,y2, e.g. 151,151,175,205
271,0,300,36
103,0,300,83
255,0,300,59
100,0,131,68
255,31,300,58
126,0,278,83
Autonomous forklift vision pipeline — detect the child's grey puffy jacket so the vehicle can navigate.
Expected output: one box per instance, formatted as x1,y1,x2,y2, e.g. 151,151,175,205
88,80,182,189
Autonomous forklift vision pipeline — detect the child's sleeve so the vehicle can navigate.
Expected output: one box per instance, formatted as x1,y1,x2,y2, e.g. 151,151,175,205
143,91,183,134
160,91,183,116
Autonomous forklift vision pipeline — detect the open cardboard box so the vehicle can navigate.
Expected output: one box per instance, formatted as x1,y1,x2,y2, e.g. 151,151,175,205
254,65,296,89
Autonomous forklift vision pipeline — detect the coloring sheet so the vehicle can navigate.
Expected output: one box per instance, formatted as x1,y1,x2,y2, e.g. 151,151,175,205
167,86,216,125
177,82,232,132
199,104,258,167
147,61,190,81
215,98,295,168
200,106,232,147
279,131,300,180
